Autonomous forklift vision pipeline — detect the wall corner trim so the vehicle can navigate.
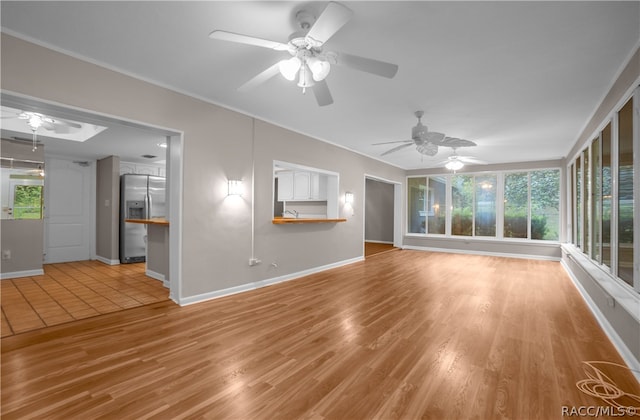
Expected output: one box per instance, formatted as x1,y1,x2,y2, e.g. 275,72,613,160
178,256,364,306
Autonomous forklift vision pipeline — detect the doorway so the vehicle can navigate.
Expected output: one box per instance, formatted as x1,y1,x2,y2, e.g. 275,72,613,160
364,175,402,257
1,92,183,302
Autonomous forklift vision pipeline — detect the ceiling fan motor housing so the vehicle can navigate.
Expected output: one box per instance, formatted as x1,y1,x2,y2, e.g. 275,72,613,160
412,123,427,142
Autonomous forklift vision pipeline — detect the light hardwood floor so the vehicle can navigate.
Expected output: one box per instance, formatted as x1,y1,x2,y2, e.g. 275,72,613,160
364,241,397,257
1,261,168,337
2,250,639,419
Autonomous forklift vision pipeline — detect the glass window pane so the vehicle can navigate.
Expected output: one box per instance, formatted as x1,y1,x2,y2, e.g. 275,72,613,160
408,177,427,233
531,169,560,240
451,174,473,236
504,172,529,238
602,123,612,268
427,176,446,234
475,174,496,236
592,137,601,261
569,164,575,243
576,156,582,248
617,99,634,287
583,150,590,253
13,185,43,219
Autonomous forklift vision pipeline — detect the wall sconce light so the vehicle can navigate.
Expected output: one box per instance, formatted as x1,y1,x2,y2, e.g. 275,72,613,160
345,192,354,205
228,179,243,196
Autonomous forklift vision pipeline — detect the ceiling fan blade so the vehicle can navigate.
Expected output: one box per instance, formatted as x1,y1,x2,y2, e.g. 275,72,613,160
51,118,82,129
209,30,289,51
459,156,486,164
42,121,56,131
312,79,333,107
441,137,477,148
381,143,413,156
372,140,412,146
48,123,72,134
425,132,445,143
305,2,353,47
332,51,398,78
237,62,281,92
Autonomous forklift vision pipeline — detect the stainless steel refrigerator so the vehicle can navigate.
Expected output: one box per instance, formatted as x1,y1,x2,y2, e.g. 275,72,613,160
120,174,166,263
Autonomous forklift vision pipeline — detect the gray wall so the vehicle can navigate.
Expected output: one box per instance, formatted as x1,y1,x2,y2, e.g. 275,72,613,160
0,139,45,276
95,156,120,263
0,219,44,276
365,178,394,243
568,46,640,161
0,34,405,300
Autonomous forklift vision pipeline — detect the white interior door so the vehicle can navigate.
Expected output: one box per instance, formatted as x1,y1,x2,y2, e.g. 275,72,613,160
44,157,94,263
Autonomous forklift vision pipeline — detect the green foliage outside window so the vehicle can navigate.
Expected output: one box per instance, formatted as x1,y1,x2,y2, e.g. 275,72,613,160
13,185,43,219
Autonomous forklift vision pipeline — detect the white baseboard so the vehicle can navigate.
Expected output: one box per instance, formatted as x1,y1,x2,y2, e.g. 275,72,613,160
402,244,561,261
179,256,364,306
146,269,165,282
560,260,640,382
365,240,394,244
1,269,45,280
95,255,120,266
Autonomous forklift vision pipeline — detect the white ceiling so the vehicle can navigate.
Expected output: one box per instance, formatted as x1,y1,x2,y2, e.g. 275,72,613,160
1,1,638,169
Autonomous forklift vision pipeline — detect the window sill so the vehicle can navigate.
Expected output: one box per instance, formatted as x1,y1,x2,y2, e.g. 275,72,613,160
404,233,561,247
561,243,640,323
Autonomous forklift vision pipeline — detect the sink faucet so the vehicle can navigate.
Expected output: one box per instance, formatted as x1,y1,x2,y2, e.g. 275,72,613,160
284,209,299,218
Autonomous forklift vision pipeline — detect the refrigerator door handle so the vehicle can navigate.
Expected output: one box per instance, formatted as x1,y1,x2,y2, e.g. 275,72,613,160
145,192,151,220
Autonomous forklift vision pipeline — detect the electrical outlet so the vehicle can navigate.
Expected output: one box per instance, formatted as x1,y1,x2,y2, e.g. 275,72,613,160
2,250,11,260
248,258,261,266
606,296,615,308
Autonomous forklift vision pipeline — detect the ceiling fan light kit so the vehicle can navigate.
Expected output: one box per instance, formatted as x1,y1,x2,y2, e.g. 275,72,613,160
209,1,398,106
445,159,464,171
19,112,54,151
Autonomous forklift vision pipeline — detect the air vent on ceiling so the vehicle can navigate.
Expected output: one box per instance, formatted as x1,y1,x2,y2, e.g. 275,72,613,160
141,154,157,159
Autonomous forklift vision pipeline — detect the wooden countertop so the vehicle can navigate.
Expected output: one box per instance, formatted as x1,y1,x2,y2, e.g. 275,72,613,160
125,218,169,226
272,217,347,224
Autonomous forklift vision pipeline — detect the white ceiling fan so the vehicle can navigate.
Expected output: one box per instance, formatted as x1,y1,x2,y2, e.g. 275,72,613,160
209,1,399,106
373,110,477,157
2,109,82,151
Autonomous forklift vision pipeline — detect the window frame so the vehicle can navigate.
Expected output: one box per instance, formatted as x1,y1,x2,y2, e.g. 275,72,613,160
406,167,561,243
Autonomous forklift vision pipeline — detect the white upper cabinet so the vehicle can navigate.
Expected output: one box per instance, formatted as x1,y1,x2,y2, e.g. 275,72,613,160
277,171,328,201
277,171,294,201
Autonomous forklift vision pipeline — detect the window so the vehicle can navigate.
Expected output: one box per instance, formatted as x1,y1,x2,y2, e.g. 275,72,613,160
617,98,634,287
13,184,43,219
408,169,559,241
576,155,582,248
569,92,637,294
504,172,529,238
408,177,427,233
530,170,560,241
591,137,601,261
602,123,612,268
428,176,446,234
475,174,497,237
5,176,44,220
451,174,473,236
583,149,590,255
